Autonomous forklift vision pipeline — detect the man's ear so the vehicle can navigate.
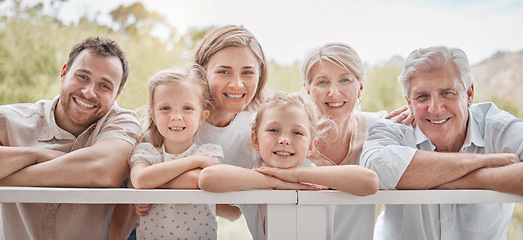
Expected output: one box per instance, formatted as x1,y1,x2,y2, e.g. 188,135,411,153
467,85,474,107
112,93,121,104
251,131,260,151
60,63,67,80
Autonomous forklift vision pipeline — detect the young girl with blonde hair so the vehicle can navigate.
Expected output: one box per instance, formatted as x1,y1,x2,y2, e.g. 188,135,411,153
129,66,223,240
198,91,378,240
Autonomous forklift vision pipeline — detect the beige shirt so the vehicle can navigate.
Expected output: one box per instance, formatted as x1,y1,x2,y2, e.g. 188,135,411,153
0,96,141,240
311,111,386,166
310,110,386,240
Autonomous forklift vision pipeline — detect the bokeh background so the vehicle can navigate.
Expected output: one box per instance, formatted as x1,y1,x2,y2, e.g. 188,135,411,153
1,0,522,239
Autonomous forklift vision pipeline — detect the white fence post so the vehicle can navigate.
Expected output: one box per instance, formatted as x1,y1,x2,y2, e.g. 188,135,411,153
266,203,297,240
296,204,326,240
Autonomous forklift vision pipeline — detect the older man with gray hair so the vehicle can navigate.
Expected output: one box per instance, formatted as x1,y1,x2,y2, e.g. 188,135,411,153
360,46,523,240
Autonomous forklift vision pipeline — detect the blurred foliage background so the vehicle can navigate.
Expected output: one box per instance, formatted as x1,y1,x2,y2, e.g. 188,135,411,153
0,0,409,114
0,0,521,239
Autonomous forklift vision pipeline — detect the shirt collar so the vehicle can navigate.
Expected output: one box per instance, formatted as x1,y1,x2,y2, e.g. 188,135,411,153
38,96,74,141
413,109,484,152
162,143,199,159
463,109,485,149
38,95,99,141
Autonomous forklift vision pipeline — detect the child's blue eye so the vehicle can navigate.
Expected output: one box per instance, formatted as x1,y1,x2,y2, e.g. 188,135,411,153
183,106,193,111
160,106,170,111
268,129,278,132
293,131,303,136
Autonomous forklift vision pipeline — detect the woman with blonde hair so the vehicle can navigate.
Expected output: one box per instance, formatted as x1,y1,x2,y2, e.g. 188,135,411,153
301,42,386,240
131,25,269,226
192,25,268,170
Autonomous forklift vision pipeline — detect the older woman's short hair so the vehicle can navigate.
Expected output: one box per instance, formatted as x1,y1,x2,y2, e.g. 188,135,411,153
301,43,366,85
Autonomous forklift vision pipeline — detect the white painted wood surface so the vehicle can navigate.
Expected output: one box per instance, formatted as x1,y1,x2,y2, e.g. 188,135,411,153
1,187,523,239
266,204,297,240
297,189,523,205
0,187,296,204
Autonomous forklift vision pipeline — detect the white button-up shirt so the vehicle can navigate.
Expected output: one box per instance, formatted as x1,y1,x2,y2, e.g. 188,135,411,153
360,102,523,240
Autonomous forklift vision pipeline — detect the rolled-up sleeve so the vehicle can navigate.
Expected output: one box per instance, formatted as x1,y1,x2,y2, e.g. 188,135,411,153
95,106,141,145
360,119,418,190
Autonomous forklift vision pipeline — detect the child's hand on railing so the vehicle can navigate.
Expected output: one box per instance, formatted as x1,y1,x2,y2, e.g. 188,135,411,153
135,204,152,216
272,180,321,190
193,155,221,169
256,166,299,183
256,167,329,190
302,183,330,191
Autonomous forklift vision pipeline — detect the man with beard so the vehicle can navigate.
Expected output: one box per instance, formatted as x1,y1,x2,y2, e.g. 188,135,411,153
0,36,141,240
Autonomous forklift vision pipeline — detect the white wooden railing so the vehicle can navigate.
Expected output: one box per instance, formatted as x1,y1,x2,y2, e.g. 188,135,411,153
1,187,523,240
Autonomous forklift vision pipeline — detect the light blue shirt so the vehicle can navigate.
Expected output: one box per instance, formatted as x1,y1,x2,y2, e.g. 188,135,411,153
360,102,523,240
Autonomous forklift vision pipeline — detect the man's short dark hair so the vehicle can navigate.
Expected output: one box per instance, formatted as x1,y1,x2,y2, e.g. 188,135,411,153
65,36,129,93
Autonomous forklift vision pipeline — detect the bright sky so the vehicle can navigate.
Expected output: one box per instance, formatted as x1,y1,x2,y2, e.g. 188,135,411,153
57,0,523,65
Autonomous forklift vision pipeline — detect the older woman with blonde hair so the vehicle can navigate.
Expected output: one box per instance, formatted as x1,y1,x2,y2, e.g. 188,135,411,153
302,43,386,240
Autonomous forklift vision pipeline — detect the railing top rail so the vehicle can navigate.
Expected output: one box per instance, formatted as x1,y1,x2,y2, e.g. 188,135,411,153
1,187,523,204
0,187,297,204
297,190,523,205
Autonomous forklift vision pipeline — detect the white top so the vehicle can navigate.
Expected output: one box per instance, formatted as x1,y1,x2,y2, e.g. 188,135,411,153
130,142,224,240
239,159,316,240
195,111,257,169
312,111,386,240
361,103,523,240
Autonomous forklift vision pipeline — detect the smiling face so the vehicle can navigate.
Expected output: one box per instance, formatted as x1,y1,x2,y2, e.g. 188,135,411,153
151,83,210,154
252,104,316,169
407,62,473,152
305,60,363,121
205,46,260,125
56,50,122,136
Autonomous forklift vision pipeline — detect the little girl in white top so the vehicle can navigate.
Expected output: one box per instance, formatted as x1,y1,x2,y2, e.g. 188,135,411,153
198,91,379,240
129,66,223,240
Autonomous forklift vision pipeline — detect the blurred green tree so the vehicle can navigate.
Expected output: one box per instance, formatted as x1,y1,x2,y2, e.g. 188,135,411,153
361,62,405,113
109,2,168,36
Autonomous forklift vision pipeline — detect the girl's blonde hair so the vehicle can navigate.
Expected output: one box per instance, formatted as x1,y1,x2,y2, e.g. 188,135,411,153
142,65,211,147
251,91,330,167
193,25,267,110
